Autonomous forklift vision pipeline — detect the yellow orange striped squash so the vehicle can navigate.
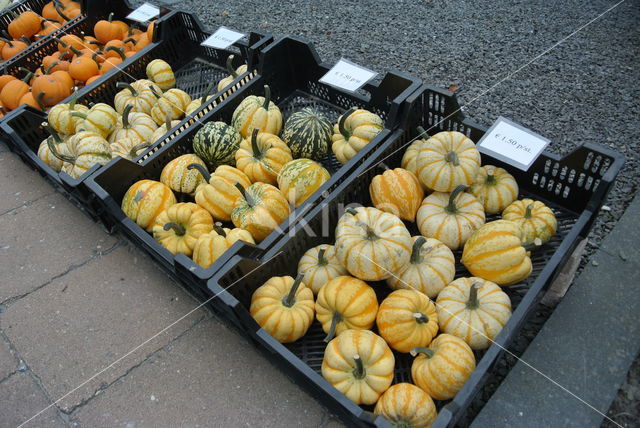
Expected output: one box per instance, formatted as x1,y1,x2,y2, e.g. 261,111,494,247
110,138,150,160
231,182,291,242
250,274,315,343
47,94,88,135
150,88,192,125
369,165,424,221
235,129,293,185
374,383,437,428
322,329,394,405
189,163,252,222
436,277,512,350
376,289,439,353
113,80,160,115
461,220,534,285
48,130,112,179
152,202,213,256
150,114,181,143
416,185,485,250
331,107,384,164
217,55,247,91
160,154,207,195
37,129,70,172
400,135,425,177
231,85,282,137
315,276,378,342
469,165,519,214
297,244,348,295
335,206,412,281
277,158,330,207
192,223,255,269
415,130,481,192
502,199,557,244
121,179,176,232
410,333,476,401
108,105,158,144
71,103,118,138
146,59,176,90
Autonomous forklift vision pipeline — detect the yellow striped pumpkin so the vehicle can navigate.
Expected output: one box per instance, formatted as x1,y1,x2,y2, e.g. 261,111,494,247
121,179,176,232
160,154,207,195
469,165,519,214
217,55,248,91
113,80,160,115
277,158,330,207
192,223,254,268
152,202,213,256
146,59,176,90
189,163,252,222
410,333,476,401
37,129,70,172
110,138,150,160
461,220,533,285
369,166,424,221
502,199,557,244
231,182,291,242
436,277,512,350
297,244,348,295
401,138,425,180
331,108,384,164
235,129,292,185
47,96,88,135
231,85,282,137
53,131,112,179
374,383,437,428
108,105,158,144
71,103,118,138
250,274,315,343
150,88,192,125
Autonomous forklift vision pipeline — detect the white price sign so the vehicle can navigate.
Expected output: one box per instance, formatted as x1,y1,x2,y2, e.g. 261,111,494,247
477,117,550,171
319,58,377,93
201,27,245,49
126,2,159,23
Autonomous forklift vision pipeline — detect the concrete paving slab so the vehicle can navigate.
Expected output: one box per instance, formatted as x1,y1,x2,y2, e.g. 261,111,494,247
0,192,118,303
71,318,332,427
0,334,18,381
473,195,640,427
0,151,54,215
2,245,207,412
0,372,66,427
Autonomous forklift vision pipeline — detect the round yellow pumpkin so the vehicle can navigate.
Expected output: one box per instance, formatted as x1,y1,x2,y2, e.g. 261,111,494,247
146,59,176,90
121,179,176,232
235,129,292,185
160,154,207,195
502,198,557,244
331,108,384,164
189,163,252,222
152,202,213,256
374,383,437,428
369,165,424,222
192,224,255,269
277,158,330,207
231,84,282,137
297,244,348,295
469,165,518,214
231,182,291,242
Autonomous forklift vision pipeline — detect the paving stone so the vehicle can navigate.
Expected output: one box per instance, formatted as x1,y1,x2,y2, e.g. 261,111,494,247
0,192,118,303
72,318,330,427
0,150,54,214
0,335,18,380
0,372,66,427
2,245,207,412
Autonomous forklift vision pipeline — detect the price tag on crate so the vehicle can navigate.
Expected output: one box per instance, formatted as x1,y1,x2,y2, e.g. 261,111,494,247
319,58,377,93
126,2,160,23
477,117,550,171
201,27,246,50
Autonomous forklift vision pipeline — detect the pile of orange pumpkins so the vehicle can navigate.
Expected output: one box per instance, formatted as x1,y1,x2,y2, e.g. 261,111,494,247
248,129,558,426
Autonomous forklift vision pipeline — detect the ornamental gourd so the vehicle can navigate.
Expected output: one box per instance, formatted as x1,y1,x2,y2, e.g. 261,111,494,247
146,59,176,90
374,383,437,428
235,129,293,185
416,185,485,250
335,207,412,281
461,220,534,286
150,87,192,125
184,82,216,115
401,133,426,177
38,130,70,172
192,223,255,268
277,158,330,207
114,80,160,115
121,179,176,232
281,107,332,160
415,131,481,192
231,85,282,137
150,113,181,143
315,276,378,342
331,108,384,164
47,94,88,135
502,199,557,244
369,165,424,221
47,128,112,179
250,274,315,343
72,103,118,137
108,105,158,144
188,163,252,222
469,165,519,214
410,334,476,401
231,182,291,242
297,244,348,295
387,236,455,299
110,138,150,160
160,154,207,195
436,277,512,350
217,55,248,91
152,202,213,256
192,121,242,169
376,289,439,353
322,329,394,405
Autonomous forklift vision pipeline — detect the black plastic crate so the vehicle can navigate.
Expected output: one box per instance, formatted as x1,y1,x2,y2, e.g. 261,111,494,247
206,84,624,426
1,10,271,230
84,35,421,299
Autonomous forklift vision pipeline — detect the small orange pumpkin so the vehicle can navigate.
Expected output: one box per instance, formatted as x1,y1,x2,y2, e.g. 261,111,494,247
69,55,99,82
0,72,32,110
8,10,42,40
94,13,125,44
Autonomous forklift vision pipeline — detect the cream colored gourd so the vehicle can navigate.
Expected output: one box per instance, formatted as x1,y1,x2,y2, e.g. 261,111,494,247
469,165,519,214
192,223,255,269
234,129,293,185
113,80,160,115
110,138,150,160
146,59,175,90
160,154,207,195
231,85,282,137
331,108,384,164
37,129,70,172
108,105,158,144
121,179,176,232
47,130,112,179
47,95,88,135
297,244,348,295
374,383,437,428
502,198,557,244
369,165,424,222
217,54,248,91
150,87,192,125
152,202,213,256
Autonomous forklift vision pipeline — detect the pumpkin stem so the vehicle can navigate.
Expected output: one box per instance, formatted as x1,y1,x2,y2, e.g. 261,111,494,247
445,150,460,166
69,45,82,57
128,142,151,158
20,70,34,83
358,221,378,241
317,248,328,266
213,222,227,237
466,281,482,309
345,207,359,217
445,185,467,214
116,81,138,96
45,128,75,163
105,46,126,61
282,273,305,308
234,182,255,206
352,354,366,380
250,128,263,158
163,221,186,236
8,10,19,19
68,89,77,110
186,163,211,182
41,122,62,144
164,111,173,133
70,111,87,120
323,312,342,343
410,346,435,359
416,125,429,139
378,162,390,171
524,203,534,219
225,54,238,78
107,12,114,22
338,107,356,140
200,81,217,103
53,1,70,21
149,84,162,99
122,104,133,129
123,37,137,46
261,85,271,110
45,61,60,74
19,36,31,44
485,172,497,185
410,236,427,264
413,312,429,324
35,91,46,111
522,238,542,251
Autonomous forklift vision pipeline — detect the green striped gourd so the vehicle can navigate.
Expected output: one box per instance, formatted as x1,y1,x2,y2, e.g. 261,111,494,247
281,108,332,161
192,121,242,169
277,158,330,207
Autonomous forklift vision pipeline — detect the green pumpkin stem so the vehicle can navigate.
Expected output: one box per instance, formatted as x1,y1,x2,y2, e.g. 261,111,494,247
35,91,46,111
338,107,356,140
445,185,467,214
68,90,77,110
522,238,542,251
53,1,71,21
410,236,427,264
378,162,390,171
70,111,87,120
352,354,366,380
164,111,172,133
524,203,534,219
282,273,305,308
45,62,60,74
225,54,238,78
466,282,481,309
116,81,138,97
149,85,162,99
123,37,137,46
413,312,428,324
186,163,211,182
107,12,114,22
445,150,460,166
69,45,83,57
200,81,217,103
45,129,75,163
261,85,271,110
345,207,359,216
485,171,497,185
105,46,126,61
234,182,255,206
42,122,62,144
250,128,263,158
163,221,186,236
213,222,227,237
323,312,342,343
19,69,34,83
20,36,31,45
122,104,133,129
416,126,429,139
410,346,435,359
128,142,151,158
317,248,328,266
9,10,19,19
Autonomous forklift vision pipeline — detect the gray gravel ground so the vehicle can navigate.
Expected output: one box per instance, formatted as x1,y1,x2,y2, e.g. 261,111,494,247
143,0,640,424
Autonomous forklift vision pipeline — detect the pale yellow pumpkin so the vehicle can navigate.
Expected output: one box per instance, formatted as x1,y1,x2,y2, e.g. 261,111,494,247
235,129,293,185
189,164,252,222
331,108,384,164
121,179,176,232
231,182,291,242
369,165,424,221
231,84,282,137
110,138,151,160
469,165,519,214
277,158,330,207
401,136,425,176
150,113,181,143
71,103,118,138
108,105,158,144
146,59,176,90
150,88,192,125
52,131,112,179
502,198,557,244
152,202,213,256
160,154,207,195
37,128,70,172
192,224,255,268
297,244,348,295
113,80,161,115
374,383,437,428
47,96,88,135
217,54,248,91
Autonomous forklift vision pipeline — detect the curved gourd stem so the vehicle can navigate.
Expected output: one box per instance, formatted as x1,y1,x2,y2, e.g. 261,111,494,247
213,222,227,237
35,92,46,111
42,122,62,144
19,36,31,44
345,207,359,216
352,354,366,380
200,81,217,103
282,273,305,308
316,248,328,266
186,163,211,182
45,131,75,164
123,37,137,46
68,89,78,110
54,1,71,21
106,12,114,22
19,69,34,83
149,84,162,99
45,61,60,74
164,111,172,132
128,142,150,158
466,281,482,309
445,149,460,166
524,203,534,219
323,312,342,343
416,125,429,139
410,346,435,359
163,221,186,236
410,236,427,264
522,238,542,251
413,312,428,324
116,81,138,96
261,85,271,110
105,46,126,61
69,45,83,57
121,104,133,129
338,107,356,140
485,173,497,185
445,185,467,214
250,128,263,158
70,111,87,120
234,182,255,206
225,54,238,78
